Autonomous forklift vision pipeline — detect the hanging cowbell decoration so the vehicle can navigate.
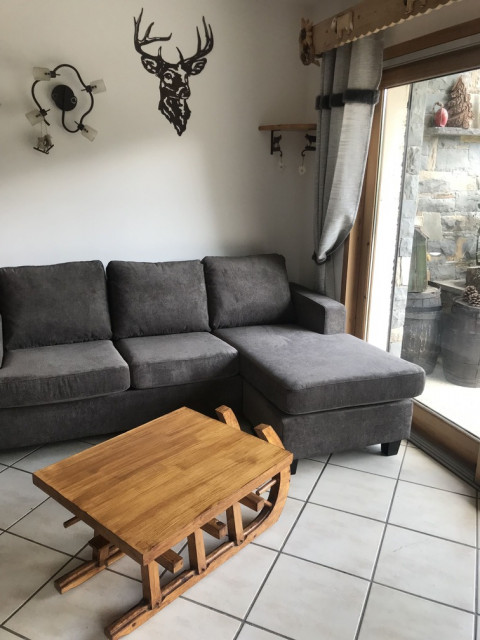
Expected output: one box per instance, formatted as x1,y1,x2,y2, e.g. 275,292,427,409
434,101,448,127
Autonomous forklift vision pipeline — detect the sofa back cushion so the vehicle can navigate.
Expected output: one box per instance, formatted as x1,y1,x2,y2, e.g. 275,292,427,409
107,260,210,338
0,314,3,367
203,254,295,329
0,261,112,350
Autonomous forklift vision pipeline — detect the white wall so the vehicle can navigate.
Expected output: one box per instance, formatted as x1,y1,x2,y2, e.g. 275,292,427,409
2,1,473,287
0,0,317,285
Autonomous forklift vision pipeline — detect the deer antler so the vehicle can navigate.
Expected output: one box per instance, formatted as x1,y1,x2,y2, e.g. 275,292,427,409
133,8,172,58
181,16,214,65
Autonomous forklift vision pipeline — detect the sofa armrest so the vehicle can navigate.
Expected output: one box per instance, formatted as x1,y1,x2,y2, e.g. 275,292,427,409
0,313,3,368
290,283,346,334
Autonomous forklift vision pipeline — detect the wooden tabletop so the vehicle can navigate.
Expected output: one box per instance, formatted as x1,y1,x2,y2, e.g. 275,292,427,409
33,407,292,565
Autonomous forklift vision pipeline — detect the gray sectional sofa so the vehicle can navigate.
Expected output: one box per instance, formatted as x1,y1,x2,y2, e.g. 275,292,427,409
0,254,425,461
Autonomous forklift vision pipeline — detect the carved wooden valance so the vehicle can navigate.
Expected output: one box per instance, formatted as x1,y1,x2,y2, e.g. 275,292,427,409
301,0,465,62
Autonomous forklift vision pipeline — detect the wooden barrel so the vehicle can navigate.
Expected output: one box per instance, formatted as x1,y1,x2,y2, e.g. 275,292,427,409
401,286,442,374
442,298,480,387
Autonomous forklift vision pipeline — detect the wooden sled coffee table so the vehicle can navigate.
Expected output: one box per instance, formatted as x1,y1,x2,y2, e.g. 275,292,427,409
33,406,292,639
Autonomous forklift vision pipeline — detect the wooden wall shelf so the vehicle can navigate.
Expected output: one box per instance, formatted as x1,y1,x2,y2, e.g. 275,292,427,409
428,127,480,137
259,124,317,156
258,124,316,132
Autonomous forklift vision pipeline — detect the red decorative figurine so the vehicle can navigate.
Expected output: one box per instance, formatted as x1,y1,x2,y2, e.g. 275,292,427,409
434,101,448,127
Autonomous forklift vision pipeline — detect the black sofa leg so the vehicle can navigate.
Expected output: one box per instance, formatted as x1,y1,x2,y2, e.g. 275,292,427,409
290,459,299,475
381,440,401,456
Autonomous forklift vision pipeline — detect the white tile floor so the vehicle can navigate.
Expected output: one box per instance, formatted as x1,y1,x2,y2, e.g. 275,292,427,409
0,437,479,640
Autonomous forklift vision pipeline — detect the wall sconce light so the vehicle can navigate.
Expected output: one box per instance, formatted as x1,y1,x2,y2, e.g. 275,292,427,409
25,64,106,154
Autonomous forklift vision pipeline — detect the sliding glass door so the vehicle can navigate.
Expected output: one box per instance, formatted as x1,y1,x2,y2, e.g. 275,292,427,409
366,68,480,446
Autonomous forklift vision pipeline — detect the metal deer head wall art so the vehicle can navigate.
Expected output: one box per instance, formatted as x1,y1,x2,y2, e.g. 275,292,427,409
133,9,214,136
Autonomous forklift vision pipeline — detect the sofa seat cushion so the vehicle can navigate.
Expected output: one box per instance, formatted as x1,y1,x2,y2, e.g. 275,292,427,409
0,341,130,409
107,260,210,339
203,254,295,329
215,325,425,415
115,333,239,389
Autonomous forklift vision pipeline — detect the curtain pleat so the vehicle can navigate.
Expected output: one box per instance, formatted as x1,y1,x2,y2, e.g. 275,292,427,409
313,34,384,300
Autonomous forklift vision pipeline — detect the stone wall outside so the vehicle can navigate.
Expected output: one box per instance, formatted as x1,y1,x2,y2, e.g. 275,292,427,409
417,70,480,281
389,70,480,356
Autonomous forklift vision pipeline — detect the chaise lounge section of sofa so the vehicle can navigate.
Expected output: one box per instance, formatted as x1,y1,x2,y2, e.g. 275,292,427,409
203,255,425,461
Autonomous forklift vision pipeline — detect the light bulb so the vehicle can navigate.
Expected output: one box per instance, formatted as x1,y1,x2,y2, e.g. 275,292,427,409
80,124,97,142
33,67,53,81
25,109,45,126
88,79,106,94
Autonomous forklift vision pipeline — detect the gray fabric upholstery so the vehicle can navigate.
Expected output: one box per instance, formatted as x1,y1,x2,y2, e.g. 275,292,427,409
0,253,421,457
0,314,3,368
215,325,425,415
0,261,112,350
107,260,210,339
0,341,130,408
244,381,413,458
115,332,238,389
203,254,295,329
290,284,346,334
0,376,242,449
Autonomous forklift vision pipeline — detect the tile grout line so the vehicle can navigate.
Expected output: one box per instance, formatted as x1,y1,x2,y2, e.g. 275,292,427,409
370,580,478,617
314,459,476,499
278,548,371,584
353,445,479,629
0,444,43,469
375,520,477,549
2,554,79,629
3,528,86,561
5,466,39,476
311,444,476,499
305,498,479,549
3,494,51,534
0,624,30,640
231,456,331,640
235,622,295,640
353,441,408,640
0,440,95,475
253,536,479,621
394,475,477,499
253,530,478,617
179,594,296,640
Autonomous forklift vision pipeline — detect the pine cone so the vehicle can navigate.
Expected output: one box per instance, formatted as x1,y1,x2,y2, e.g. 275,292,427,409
463,285,480,307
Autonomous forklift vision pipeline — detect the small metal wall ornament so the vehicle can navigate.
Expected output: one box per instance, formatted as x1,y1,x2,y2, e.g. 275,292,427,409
298,133,316,174
34,131,54,155
133,9,214,136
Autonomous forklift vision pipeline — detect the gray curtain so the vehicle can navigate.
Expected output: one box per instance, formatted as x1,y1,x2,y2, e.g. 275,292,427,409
313,34,384,300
